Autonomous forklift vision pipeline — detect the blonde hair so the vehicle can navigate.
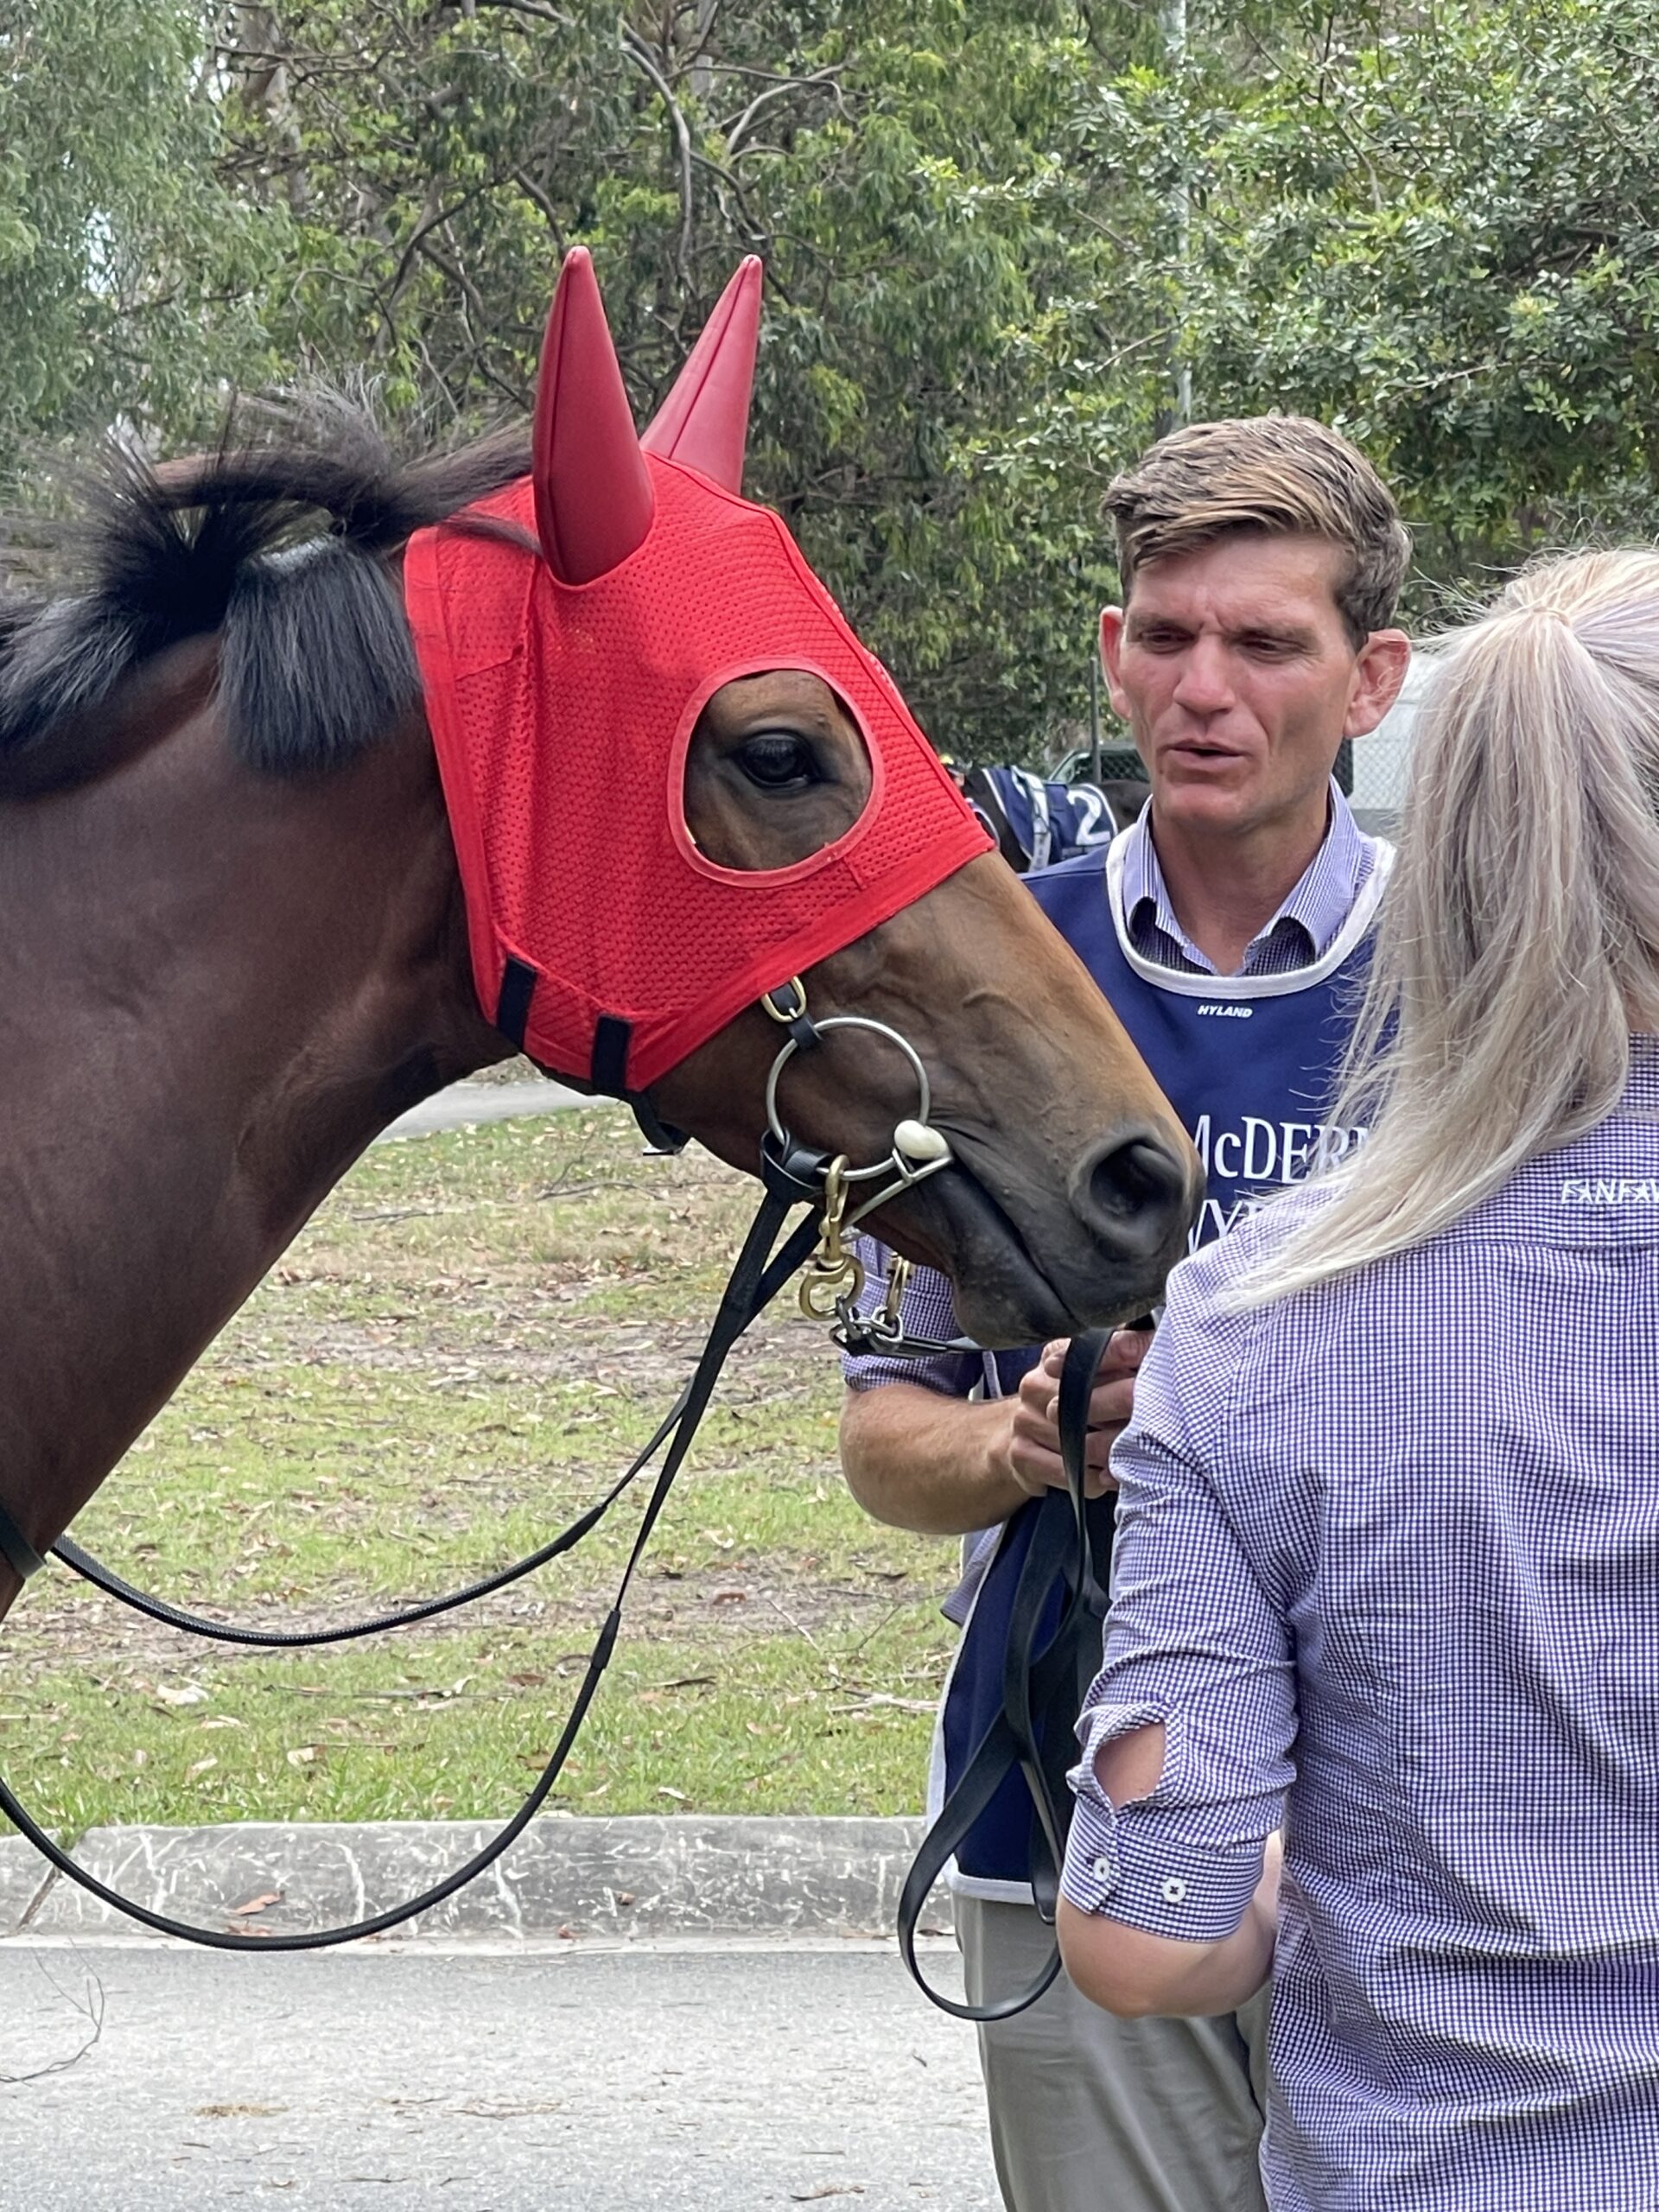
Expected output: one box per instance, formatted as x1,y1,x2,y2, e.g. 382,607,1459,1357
1239,546,1659,1305
1104,416,1409,648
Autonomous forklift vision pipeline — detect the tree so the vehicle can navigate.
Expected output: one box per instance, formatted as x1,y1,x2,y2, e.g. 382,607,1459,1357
216,0,1140,756
0,0,278,497
1187,0,1659,590
13,1,1659,750
987,0,1659,629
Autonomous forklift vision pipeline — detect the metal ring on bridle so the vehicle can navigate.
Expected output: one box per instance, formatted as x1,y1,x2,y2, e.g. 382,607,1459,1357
765,1017,934,1182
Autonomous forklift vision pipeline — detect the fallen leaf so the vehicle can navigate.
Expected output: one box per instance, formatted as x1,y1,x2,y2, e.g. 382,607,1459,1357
186,1758,219,1777
286,1745,319,1768
230,1891,284,1916
711,1588,748,1605
154,1682,209,1708
657,1785,689,1802
789,2190,865,2202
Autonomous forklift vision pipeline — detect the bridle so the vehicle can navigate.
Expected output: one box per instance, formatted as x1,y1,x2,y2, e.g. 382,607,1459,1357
0,974,1040,1955
758,976,954,1322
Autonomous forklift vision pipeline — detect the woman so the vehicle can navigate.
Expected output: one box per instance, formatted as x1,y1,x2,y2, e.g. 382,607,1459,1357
1057,548,1659,2210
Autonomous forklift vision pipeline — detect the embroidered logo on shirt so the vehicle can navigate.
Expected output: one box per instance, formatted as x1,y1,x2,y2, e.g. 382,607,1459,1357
1560,1177,1659,1205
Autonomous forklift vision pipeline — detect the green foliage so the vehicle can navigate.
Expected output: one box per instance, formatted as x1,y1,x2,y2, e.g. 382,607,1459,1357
996,0,1659,629
7,0,1659,744
213,0,1119,750
0,0,279,497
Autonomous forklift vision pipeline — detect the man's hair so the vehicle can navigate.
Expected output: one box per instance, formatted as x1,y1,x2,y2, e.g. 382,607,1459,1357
1104,416,1410,648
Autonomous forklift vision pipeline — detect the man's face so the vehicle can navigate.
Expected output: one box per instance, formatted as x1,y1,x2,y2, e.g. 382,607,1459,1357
1099,532,1408,842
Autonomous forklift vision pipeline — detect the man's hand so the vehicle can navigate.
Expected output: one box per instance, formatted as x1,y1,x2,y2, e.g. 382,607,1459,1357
1004,1329,1152,1500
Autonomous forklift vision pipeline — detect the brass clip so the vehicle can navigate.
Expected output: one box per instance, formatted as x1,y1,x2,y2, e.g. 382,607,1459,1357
878,1255,912,1335
798,1155,867,1319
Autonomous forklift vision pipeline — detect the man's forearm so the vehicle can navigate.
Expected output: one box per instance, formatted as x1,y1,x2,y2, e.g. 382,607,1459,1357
838,1382,1030,1535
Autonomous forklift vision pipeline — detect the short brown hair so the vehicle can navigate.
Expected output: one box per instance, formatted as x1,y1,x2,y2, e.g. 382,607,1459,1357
1103,415,1410,649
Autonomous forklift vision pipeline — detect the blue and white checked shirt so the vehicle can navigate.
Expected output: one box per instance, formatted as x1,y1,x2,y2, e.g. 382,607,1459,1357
1062,1042,1659,2210
844,780,1380,1399
1120,776,1375,978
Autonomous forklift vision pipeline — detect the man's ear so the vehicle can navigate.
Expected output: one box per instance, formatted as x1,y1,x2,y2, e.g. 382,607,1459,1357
1345,628,1412,738
1099,607,1132,720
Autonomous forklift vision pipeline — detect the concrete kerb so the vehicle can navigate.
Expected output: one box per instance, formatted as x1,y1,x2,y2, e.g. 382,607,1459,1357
1,1815,944,1945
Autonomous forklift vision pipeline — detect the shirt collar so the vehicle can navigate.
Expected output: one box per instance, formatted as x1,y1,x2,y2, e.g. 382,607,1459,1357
1122,778,1374,976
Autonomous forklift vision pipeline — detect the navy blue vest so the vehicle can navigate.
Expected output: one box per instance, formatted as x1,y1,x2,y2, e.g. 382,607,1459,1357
941,833,1389,1886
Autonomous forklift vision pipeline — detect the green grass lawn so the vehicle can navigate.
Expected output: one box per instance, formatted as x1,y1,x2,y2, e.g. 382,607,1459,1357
2,1104,960,1834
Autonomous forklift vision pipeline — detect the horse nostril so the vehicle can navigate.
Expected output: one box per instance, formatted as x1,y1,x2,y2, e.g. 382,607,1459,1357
1071,1129,1196,1261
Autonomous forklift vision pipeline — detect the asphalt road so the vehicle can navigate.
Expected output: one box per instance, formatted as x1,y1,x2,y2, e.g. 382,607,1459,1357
0,1938,998,2211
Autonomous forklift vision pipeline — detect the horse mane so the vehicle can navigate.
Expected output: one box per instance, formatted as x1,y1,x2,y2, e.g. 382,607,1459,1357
0,396,531,793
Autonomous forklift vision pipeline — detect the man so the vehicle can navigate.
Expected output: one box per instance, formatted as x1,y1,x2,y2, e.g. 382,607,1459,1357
838,415,1412,2212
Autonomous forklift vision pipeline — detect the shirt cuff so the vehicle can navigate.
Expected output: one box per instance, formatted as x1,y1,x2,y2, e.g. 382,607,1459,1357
1061,1713,1266,1941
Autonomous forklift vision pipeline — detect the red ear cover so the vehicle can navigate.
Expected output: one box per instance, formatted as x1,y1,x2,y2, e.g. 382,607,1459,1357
531,248,655,585
641,257,762,493
406,248,994,1094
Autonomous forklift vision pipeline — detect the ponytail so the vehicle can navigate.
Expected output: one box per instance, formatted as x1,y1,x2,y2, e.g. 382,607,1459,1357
1236,548,1659,1306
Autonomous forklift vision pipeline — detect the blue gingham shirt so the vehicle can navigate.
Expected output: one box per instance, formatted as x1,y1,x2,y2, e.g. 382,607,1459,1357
1120,776,1374,977
843,780,1379,1397
1062,1042,1659,2209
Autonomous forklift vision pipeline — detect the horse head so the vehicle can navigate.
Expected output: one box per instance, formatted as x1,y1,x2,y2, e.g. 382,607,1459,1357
0,251,1198,1605
409,250,1199,1343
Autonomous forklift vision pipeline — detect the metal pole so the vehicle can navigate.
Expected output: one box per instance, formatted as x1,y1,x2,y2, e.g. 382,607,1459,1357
1163,0,1192,425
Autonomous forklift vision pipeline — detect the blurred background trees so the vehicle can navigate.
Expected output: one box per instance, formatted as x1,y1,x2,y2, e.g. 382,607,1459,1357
4,0,1658,757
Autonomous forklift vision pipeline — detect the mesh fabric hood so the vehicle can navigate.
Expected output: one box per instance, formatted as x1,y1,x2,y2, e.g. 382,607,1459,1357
404,455,991,1092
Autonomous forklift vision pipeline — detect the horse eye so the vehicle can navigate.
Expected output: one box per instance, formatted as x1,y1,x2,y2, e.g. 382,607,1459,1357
738,733,817,789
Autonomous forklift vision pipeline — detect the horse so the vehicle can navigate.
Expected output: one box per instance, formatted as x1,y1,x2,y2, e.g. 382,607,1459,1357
0,251,1199,1632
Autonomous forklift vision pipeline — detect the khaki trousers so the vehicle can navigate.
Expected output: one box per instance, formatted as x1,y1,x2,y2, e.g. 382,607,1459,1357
955,1891,1270,2212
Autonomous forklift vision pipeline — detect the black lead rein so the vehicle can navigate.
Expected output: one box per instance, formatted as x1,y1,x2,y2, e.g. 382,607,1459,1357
892,1326,1116,2023
46,1406,686,1650
0,1160,823,1951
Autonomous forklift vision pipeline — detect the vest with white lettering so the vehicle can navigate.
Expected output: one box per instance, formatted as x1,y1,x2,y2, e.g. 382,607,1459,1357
939,828,1393,1897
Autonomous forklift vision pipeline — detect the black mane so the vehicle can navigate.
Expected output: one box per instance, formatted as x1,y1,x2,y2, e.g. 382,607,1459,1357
0,398,530,793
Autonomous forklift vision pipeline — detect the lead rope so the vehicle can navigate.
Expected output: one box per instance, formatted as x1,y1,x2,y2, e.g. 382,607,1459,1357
0,1183,820,1950
893,1326,1115,2020
0,978,961,1948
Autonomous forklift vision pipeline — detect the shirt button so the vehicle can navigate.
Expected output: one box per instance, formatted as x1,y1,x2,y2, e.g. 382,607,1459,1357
1091,1856,1115,1888
1160,1876,1187,1904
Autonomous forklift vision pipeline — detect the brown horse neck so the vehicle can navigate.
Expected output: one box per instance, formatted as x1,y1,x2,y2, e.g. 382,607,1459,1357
0,648,503,1607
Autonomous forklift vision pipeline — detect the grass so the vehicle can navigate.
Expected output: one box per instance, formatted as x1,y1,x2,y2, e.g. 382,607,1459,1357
2,1104,960,1834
